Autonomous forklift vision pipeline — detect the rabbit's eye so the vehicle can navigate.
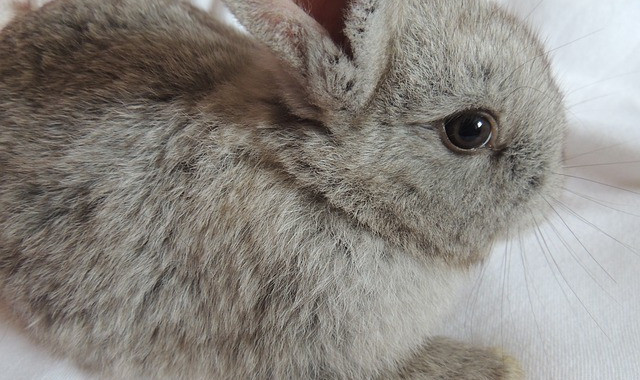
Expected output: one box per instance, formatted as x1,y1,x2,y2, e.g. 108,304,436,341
442,111,497,152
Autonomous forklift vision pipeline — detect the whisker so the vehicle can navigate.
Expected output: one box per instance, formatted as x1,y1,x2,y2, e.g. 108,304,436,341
562,187,638,207
506,233,513,305
517,231,548,353
566,93,617,109
551,197,639,257
562,187,640,218
534,218,611,340
500,230,510,350
563,139,640,162
505,85,562,104
532,218,573,307
554,172,640,196
544,197,616,282
529,212,581,332
523,0,544,22
564,160,640,169
465,245,491,334
545,28,605,55
464,262,485,333
564,70,640,96
545,214,619,305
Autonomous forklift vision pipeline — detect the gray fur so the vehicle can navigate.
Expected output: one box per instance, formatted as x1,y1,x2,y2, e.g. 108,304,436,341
0,0,565,378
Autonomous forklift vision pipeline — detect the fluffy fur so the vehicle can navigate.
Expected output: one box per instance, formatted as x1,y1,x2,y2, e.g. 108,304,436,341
0,0,564,378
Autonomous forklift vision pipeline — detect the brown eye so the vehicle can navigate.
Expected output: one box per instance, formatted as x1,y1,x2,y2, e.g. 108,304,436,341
442,111,497,152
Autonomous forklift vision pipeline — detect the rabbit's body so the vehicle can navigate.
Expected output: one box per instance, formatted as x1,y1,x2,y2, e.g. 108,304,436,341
0,0,564,378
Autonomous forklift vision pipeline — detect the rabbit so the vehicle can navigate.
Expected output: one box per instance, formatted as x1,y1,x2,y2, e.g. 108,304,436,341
0,0,566,378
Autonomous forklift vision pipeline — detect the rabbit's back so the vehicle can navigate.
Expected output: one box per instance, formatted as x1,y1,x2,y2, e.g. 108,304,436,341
0,0,253,99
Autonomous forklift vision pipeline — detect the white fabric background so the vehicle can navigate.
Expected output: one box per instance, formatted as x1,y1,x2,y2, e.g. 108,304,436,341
0,0,638,379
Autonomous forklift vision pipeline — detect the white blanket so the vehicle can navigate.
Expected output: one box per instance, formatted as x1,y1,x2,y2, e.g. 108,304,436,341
1,0,638,379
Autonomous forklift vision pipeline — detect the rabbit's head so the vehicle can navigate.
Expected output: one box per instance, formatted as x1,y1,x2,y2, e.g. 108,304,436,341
224,0,565,266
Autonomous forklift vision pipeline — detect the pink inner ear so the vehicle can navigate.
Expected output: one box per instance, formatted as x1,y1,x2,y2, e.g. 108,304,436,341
294,0,351,55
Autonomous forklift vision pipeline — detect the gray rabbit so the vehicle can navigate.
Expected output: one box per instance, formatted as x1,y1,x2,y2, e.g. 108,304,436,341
0,0,565,378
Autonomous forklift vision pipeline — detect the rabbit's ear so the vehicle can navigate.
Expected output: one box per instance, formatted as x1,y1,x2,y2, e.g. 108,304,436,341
224,0,398,114
341,1,400,106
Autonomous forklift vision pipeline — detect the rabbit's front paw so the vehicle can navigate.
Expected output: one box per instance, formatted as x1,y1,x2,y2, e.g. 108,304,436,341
393,337,524,380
